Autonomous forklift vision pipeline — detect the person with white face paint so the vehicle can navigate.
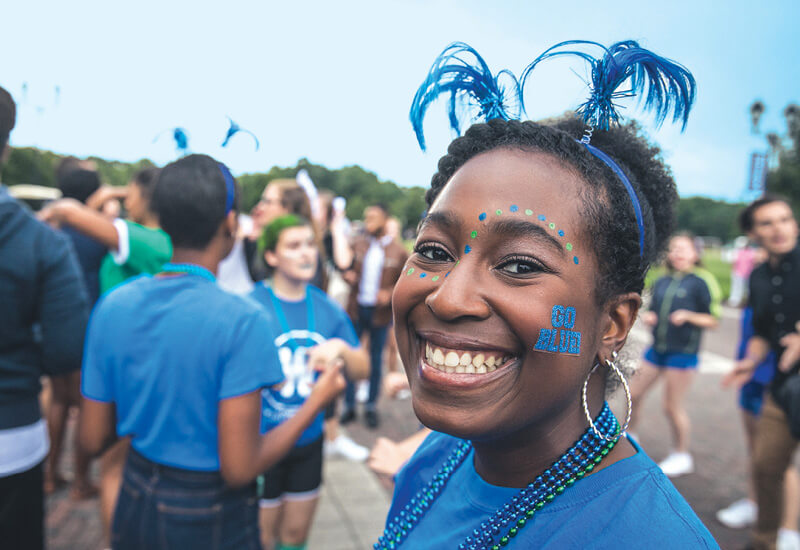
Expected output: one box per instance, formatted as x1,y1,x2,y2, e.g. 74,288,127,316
247,214,368,550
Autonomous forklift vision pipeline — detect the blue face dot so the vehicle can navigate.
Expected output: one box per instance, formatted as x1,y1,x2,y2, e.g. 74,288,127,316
478,212,487,221
538,215,546,221
464,245,471,254
420,272,427,278
445,272,450,278
558,230,565,237
509,204,519,213
573,256,579,265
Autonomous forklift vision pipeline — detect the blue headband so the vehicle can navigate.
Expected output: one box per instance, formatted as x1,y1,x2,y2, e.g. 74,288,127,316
579,142,645,257
217,162,235,214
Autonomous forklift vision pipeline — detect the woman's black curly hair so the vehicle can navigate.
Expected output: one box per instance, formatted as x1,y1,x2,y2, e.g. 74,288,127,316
426,114,677,305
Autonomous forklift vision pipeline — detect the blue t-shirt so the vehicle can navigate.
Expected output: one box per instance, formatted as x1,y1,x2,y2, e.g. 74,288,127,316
387,431,719,549
82,271,283,471
248,282,359,447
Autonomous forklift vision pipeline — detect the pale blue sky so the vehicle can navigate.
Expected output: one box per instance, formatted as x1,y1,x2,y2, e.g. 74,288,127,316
2,0,798,201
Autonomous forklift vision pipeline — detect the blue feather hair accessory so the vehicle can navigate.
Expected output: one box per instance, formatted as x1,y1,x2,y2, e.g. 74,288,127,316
409,42,522,150
221,117,260,151
520,40,695,134
410,40,696,258
153,127,190,156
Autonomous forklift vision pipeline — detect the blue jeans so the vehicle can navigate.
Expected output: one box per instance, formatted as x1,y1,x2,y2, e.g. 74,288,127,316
344,305,389,410
111,449,260,550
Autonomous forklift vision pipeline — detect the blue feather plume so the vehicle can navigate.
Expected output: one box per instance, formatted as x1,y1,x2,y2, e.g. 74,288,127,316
221,117,260,151
410,42,522,150
520,40,696,131
153,127,190,156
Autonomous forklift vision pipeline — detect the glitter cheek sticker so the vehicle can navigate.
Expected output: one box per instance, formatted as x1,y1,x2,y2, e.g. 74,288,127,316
533,305,581,355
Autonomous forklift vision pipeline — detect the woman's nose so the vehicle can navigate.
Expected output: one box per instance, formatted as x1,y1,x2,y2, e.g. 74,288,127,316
424,261,491,321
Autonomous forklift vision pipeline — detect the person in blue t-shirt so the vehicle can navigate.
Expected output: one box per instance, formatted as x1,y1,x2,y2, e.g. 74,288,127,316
79,155,346,550
249,214,368,550
379,68,718,546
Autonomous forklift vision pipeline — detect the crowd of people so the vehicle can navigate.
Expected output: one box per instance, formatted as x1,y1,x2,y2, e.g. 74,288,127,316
0,36,799,550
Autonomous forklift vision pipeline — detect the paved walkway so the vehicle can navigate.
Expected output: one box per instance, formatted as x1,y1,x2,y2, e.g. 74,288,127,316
46,305,785,549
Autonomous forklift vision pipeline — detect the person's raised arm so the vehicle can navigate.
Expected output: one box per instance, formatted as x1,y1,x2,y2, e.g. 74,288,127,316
722,336,771,388
39,198,120,250
217,362,346,487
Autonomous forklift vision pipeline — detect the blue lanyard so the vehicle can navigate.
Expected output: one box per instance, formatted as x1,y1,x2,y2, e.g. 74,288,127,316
159,263,216,282
265,283,316,352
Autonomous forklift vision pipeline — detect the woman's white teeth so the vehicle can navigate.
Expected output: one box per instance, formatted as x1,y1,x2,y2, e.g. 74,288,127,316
424,343,509,374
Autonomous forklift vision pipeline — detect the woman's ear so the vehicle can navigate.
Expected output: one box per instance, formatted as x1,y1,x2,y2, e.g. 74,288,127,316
597,292,642,361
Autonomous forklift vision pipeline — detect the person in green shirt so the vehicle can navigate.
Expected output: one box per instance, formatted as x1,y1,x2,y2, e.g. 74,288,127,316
41,167,172,294
39,166,171,546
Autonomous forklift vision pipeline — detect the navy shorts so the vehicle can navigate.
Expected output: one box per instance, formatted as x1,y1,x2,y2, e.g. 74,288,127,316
258,436,323,506
739,379,769,416
644,347,699,369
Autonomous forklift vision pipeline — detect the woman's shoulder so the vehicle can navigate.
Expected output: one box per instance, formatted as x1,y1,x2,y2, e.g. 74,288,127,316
538,442,719,548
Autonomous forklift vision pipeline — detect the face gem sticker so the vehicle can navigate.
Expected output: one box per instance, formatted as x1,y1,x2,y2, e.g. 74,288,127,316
479,212,487,221
470,230,478,239
573,256,579,265
538,214,546,221
464,245,471,254
420,272,427,278
495,209,502,216
525,209,533,216
406,268,415,276
533,305,581,355
558,230,565,237
432,275,440,282
510,204,519,213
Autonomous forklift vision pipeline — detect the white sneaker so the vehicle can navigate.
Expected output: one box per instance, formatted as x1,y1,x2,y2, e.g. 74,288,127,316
778,528,800,550
658,452,694,478
356,381,369,403
325,435,369,462
716,498,757,529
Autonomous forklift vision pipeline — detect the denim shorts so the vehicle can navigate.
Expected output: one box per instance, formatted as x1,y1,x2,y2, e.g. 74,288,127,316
111,449,260,550
643,347,699,370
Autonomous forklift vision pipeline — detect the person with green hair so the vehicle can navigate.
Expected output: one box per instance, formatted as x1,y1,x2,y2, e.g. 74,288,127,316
249,214,368,550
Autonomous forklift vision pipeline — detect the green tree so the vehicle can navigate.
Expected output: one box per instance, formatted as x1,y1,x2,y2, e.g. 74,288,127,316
675,196,746,242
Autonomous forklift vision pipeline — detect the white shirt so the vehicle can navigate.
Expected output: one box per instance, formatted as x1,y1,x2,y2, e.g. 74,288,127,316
357,235,393,306
0,419,49,477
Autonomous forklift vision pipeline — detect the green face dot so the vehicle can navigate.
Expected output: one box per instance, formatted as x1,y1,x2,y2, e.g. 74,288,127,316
406,267,415,275
525,209,533,216
495,209,502,215
549,222,556,229
566,243,573,251
470,230,477,239
432,275,439,282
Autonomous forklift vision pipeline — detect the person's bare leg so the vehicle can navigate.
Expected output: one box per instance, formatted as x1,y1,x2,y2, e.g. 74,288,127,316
67,371,97,499
259,503,283,550
279,497,320,547
44,375,70,493
99,439,130,545
741,409,759,500
663,369,696,453
781,467,800,532
628,361,662,434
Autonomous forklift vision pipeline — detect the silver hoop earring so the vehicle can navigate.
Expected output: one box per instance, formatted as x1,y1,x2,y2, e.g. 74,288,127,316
581,350,631,441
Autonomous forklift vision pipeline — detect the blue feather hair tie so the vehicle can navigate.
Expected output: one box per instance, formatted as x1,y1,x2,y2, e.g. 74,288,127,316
410,42,522,150
410,39,696,258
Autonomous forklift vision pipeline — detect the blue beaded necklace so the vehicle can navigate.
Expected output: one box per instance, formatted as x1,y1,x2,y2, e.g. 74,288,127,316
375,402,620,550
158,263,217,283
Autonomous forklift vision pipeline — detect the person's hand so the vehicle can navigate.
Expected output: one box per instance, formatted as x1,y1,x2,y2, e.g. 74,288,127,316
342,270,358,285
308,361,346,407
37,198,81,227
376,288,392,307
307,339,346,371
640,311,658,326
368,437,406,477
669,309,692,326
721,358,758,388
778,331,800,373
86,185,127,211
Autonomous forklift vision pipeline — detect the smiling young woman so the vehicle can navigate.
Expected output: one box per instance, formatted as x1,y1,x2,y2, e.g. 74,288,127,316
379,116,719,548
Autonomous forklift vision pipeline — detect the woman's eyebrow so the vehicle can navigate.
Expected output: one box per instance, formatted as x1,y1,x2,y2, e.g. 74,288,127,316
489,218,566,256
418,210,462,233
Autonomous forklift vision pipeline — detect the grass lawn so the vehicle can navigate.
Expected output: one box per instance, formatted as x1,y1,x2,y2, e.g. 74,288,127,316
644,248,731,301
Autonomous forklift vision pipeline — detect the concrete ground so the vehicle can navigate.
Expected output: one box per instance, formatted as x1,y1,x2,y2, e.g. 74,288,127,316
46,305,785,549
